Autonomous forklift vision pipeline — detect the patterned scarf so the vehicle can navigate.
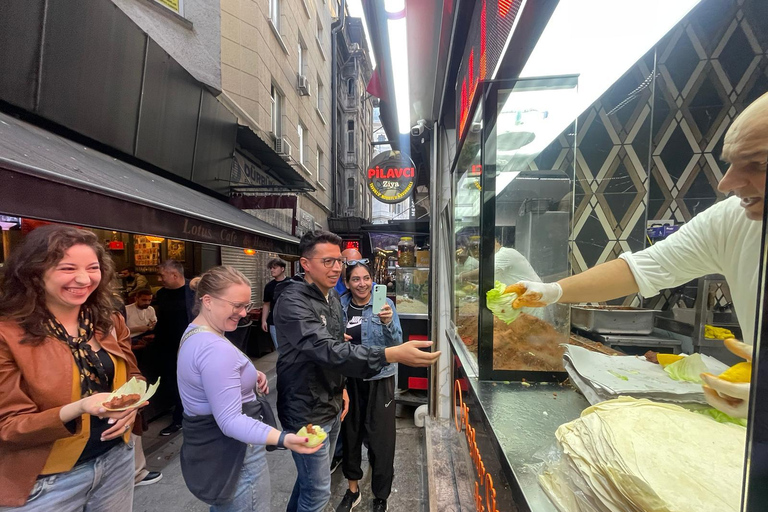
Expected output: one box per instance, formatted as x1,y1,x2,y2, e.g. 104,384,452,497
46,307,109,397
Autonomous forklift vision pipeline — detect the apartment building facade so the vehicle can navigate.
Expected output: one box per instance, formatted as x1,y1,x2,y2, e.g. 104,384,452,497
220,0,336,231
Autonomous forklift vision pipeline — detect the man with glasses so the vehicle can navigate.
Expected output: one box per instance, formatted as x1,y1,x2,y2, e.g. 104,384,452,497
154,259,196,436
273,230,440,512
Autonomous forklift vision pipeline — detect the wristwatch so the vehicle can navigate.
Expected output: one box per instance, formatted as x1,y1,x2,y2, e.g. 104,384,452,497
277,431,287,449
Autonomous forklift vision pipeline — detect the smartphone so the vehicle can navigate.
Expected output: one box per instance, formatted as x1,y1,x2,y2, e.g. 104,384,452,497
372,284,387,314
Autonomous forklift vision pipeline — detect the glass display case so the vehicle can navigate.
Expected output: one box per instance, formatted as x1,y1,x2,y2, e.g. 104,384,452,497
452,76,578,380
395,267,429,318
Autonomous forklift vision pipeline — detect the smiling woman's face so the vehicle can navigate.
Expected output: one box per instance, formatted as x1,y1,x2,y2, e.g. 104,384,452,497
43,244,102,311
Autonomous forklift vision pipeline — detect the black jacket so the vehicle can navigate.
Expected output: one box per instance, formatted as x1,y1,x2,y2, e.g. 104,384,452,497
273,275,389,431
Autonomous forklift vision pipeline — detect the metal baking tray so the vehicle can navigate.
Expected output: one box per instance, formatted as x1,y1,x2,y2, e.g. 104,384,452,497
570,306,658,335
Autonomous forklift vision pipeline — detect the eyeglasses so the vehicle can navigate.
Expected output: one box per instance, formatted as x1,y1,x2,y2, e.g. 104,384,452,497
345,258,369,267
211,296,255,313
307,257,346,268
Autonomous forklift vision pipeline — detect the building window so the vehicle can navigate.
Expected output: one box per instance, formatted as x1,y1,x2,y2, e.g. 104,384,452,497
297,38,306,76
316,16,323,41
347,77,354,96
269,0,280,30
298,122,306,165
317,75,324,112
359,184,364,213
347,120,354,154
316,147,324,180
348,178,355,208
271,84,283,137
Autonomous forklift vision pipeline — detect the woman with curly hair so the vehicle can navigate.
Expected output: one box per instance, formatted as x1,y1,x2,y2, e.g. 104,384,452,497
0,225,143,511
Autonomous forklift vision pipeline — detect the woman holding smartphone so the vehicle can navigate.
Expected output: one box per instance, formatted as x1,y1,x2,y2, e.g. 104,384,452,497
335,262,403,512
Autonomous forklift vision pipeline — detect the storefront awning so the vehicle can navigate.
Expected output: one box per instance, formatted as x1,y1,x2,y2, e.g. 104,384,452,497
0,113,300,255
237,126,315,192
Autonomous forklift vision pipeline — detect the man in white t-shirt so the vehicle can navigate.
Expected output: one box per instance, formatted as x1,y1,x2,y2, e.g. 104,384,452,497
125,288,157,339
510,91,768,418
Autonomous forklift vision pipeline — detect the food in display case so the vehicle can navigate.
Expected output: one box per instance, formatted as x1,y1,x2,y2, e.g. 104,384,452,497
397,236,416,267
457,303,567,371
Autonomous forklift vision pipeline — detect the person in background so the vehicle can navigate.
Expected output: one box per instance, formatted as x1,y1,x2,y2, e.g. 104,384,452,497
125,288,157,340
510,91,768,419
335,262,403,512
177,266,321,512
0,225,144,509
154,259,195,436
119,266,148,299
272,230,440,512
261,258,287,348
120,288,162,488
334,247,365,296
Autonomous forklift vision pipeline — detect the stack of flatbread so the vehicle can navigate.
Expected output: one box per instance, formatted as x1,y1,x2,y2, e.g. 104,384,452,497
539,397,745,512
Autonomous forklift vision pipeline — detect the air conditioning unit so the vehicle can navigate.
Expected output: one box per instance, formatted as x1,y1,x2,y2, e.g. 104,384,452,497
297,74,310,96
275,137,292,159
349,43,360,53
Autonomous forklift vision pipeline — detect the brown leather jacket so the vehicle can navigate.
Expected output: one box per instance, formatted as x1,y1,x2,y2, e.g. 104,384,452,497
0,314,142,506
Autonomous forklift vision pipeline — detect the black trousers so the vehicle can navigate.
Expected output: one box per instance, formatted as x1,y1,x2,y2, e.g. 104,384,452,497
341,375,396,500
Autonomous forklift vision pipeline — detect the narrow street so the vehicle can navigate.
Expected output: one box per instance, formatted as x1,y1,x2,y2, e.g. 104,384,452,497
132,351,429,512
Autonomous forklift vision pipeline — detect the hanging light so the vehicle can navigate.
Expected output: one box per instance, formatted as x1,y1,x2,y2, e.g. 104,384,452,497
243,248,256,256
145,236,165,244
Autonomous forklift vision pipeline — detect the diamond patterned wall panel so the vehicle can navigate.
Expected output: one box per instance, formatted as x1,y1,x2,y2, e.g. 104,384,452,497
523,0,765,308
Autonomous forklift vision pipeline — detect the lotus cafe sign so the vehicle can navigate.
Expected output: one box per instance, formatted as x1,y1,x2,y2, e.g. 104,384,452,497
366,150,416,204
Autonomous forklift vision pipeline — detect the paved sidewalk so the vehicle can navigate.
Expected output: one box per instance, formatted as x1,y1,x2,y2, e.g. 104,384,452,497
133,351,428,512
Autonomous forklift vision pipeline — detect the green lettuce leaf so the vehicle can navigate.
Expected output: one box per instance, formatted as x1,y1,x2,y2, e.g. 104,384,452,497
664,353,707,383
486,281,522,324
697,408,748,427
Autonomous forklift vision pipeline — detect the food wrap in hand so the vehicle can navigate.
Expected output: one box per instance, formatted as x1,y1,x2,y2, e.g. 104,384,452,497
102,377,160,411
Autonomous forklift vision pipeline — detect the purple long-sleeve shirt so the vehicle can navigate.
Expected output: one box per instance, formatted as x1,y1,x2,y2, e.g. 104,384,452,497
177,326,271,445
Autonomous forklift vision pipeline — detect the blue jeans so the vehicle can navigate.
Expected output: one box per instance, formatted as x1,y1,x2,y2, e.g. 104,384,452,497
0,441,134,512
210,444,270,512
269,325,278,349
287,415,341,512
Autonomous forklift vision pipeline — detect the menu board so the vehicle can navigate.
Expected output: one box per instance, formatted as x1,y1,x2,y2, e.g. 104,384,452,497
134,235,160,271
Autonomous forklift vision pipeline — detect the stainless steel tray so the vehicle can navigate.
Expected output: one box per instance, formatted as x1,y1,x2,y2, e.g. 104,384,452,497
571,306,657,335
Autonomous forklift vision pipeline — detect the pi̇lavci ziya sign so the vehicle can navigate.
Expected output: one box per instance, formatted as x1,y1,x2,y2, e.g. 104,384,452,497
366,150,416,204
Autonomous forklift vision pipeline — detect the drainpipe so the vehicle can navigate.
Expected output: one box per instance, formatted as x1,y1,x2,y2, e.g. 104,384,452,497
331,0,347,217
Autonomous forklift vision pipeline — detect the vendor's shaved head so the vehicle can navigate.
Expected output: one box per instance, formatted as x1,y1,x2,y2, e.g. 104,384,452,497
719,91,768,221
342,247,363,261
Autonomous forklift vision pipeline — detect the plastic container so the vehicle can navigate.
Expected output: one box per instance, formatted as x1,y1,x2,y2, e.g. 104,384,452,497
398,237,416,267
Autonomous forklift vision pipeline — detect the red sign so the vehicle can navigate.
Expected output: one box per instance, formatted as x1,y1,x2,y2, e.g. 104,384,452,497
108,241,125,250
456,0,524,143
343,240,360,251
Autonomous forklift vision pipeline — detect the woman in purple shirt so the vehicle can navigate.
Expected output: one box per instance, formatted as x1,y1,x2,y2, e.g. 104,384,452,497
177,266,320,512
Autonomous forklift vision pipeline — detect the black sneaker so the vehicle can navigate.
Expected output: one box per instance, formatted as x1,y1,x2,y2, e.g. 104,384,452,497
135,471,163,486
336,489,361,512
372,498,388,512
330,456,343,474
159,423,182,436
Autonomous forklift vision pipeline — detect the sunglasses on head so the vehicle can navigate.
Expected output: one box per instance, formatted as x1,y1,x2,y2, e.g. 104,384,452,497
345,258,369,267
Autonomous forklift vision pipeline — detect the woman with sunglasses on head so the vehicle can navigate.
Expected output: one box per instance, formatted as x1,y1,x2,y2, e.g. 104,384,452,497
0,225,144,510
177,266,321,512
335,262,402,512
